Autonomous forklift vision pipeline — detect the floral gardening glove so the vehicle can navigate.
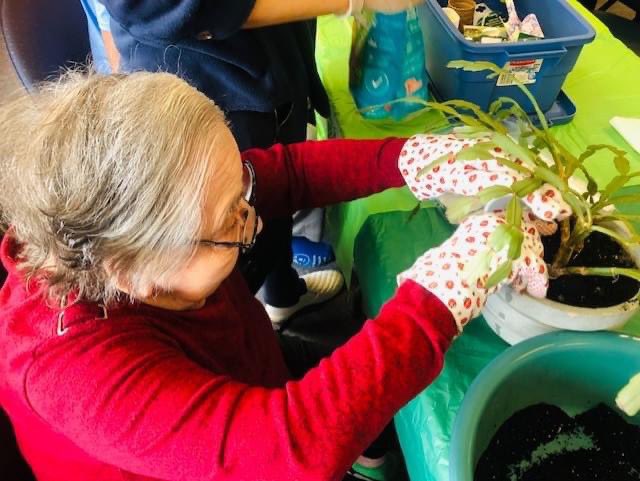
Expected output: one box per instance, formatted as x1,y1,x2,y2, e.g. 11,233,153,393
398,210,548,332
398,134,572,222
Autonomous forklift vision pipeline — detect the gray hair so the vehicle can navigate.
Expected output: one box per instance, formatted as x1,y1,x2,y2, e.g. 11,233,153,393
0,70,228,303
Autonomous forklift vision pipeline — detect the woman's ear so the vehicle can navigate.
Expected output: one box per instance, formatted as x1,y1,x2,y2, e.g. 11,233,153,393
104,261,154,300
113,276,155,300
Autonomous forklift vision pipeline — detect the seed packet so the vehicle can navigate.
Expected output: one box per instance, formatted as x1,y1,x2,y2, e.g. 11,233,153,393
473,3,506,28
505,0,544,42
463,25,508,42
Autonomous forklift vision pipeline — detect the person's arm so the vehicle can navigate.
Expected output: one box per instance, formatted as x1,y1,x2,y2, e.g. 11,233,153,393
101,0,421,42
245,138,407,221
244,0,348,27
100,0,346,42
25,284,456,481
246,0,424,26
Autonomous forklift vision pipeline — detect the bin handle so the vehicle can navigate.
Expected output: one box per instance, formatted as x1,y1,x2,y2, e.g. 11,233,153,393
504,47,568,69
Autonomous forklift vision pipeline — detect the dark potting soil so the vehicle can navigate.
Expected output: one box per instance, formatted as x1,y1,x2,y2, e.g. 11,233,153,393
475,403,640,481
542,230,640,308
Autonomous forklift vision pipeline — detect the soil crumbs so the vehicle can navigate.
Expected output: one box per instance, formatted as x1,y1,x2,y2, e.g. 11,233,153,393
475,403,640,481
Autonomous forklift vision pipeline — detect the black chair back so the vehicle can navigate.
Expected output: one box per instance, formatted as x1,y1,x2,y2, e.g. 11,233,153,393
0,3,91,479
0,0,90,90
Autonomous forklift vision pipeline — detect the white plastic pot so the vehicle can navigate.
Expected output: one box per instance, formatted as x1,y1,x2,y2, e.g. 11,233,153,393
483,286,640,345
478,195,640,344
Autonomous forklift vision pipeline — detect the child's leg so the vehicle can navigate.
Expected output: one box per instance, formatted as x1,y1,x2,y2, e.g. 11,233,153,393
228,104,342,324
227,108,304,305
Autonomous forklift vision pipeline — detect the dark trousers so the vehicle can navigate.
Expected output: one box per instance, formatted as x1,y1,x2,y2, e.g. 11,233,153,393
227,100,308,306
278,333,395,460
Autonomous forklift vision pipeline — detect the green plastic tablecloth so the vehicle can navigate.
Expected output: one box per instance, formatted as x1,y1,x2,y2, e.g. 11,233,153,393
315,2,640,480
354,208,640,481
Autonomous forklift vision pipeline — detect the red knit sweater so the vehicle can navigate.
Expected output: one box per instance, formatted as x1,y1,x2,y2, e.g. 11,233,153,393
0,139,457,481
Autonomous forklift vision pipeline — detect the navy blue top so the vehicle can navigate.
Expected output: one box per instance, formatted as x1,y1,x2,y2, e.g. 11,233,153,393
101,0,329,114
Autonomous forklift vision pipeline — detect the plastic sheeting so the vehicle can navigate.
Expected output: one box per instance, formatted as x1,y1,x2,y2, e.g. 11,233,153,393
316,0,640,285
316,1,640,479
353,210,640,481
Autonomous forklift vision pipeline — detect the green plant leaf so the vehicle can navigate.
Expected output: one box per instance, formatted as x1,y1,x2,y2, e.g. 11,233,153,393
550,138,581,177
443,196,483,223
455,142,498,161
533,166,565,191
594,216,639,242
416,151,451,179
532,137,547,151
593,192,640,213
602,175,631,200
578,166,599,197
561,267,640,282
601,213,640,221
562,191,587,225
477,185,512,204
488,224,512,251
448,60,504,73
507,227,524,260
492,132,537,168
506,195,522,228
489,224,524,260
614,155,630,175
591,225,640,247
442,99,508,134
447,60,552,142
609,194,640,205
616,372,640,417
464,249,492,285
494,156,534,176
452,126,492,138
425,102,486,129
512,178,543,197
486,259,513,289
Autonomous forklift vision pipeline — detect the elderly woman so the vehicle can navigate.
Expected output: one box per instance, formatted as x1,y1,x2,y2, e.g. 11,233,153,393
0,72,553,481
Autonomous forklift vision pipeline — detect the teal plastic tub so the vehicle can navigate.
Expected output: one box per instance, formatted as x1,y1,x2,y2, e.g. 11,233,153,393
449,331,640,481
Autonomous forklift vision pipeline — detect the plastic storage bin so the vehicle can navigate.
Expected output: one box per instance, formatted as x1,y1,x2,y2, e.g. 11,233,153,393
417,0,595,113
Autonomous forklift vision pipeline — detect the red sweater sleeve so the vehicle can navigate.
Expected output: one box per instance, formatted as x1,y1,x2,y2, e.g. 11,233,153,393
24,282,456,481
243,138,407,220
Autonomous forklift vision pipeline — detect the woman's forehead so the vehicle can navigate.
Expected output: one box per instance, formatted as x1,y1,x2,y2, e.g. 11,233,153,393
202,133,243,231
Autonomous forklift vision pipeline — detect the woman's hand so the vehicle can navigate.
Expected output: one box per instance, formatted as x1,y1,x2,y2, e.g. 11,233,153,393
398,210,548,332
398,134,572,222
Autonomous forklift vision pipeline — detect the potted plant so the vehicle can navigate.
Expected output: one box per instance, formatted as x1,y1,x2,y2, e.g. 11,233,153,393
409,60,640,344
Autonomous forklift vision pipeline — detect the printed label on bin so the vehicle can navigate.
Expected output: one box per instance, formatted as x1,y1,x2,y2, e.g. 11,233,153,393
497,59,543,86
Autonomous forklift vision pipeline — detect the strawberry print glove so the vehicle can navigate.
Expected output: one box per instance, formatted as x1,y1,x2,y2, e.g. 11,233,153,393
398,210,548,332
398,134,572,222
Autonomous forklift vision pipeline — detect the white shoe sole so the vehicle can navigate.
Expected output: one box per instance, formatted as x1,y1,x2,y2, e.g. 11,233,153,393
265,270,345,324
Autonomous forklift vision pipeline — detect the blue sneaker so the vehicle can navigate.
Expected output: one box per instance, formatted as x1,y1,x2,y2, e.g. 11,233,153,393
292,237,335,268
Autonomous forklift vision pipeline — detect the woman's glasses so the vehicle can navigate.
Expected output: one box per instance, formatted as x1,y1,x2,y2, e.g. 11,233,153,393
198,161,258,253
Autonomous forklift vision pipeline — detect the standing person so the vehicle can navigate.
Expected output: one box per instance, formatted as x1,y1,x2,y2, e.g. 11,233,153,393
0,72,557,481
97,0,425,326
